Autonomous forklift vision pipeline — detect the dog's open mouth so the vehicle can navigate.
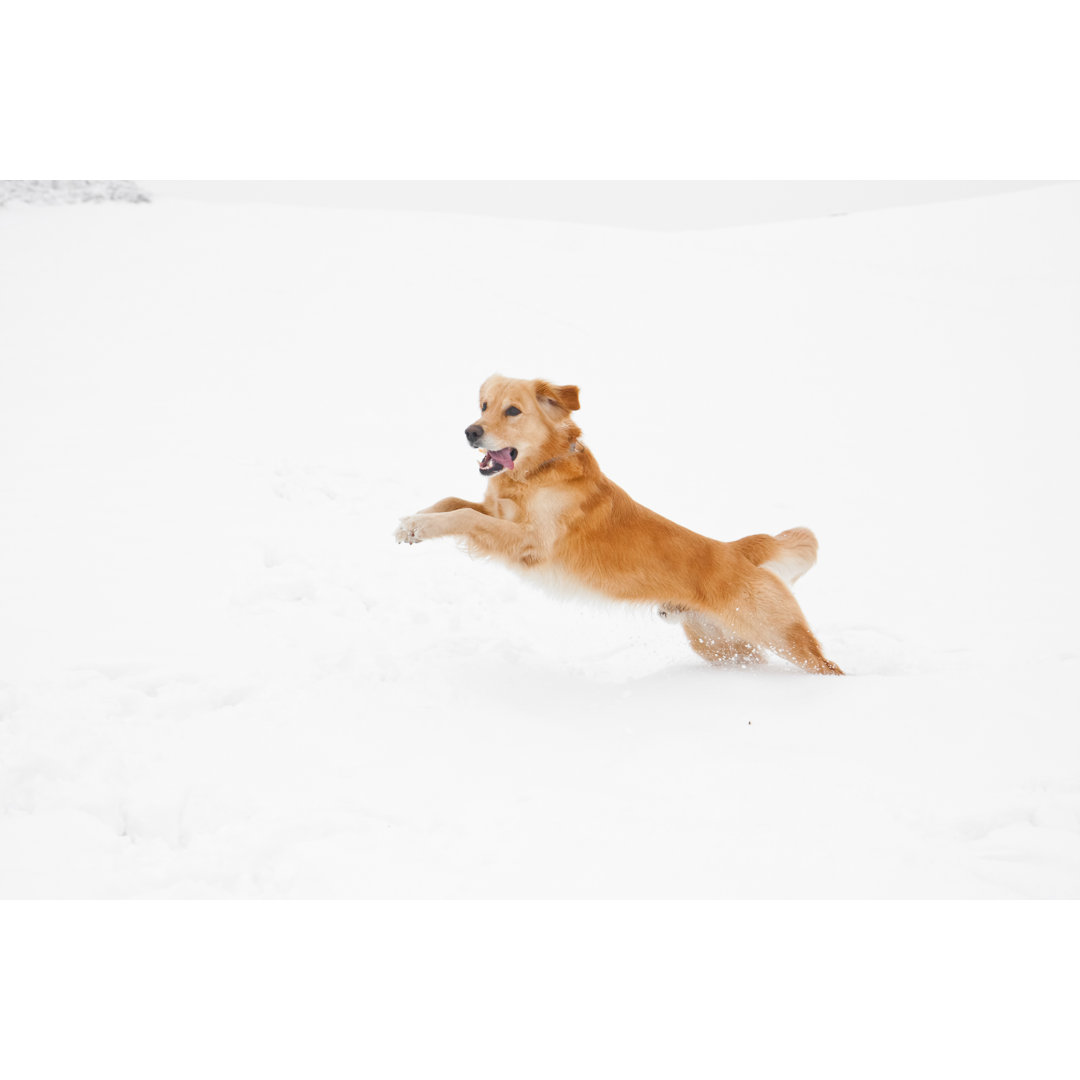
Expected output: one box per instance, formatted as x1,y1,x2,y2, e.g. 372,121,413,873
479,447,517,475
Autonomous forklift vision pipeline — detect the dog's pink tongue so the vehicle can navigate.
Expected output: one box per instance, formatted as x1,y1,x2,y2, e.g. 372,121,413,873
489,448,515,470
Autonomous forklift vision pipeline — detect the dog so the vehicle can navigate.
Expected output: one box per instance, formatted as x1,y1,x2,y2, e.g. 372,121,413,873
396,375,843,674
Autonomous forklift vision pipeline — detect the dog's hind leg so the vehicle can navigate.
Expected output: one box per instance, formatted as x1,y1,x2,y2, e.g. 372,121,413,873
658,605,764,667
710,569,843,675
682,615,765,668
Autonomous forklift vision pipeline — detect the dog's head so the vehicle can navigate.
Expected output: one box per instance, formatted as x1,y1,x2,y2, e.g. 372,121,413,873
465,375,581,476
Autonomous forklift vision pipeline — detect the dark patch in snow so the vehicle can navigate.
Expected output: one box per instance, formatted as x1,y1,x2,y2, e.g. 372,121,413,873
0,180,150,207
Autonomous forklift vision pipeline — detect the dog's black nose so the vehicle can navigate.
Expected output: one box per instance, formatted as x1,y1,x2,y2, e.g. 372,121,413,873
465,425,483,445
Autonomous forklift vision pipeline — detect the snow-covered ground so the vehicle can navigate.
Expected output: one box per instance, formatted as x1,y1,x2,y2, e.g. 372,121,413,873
0,180,149,206
1,185,1078,897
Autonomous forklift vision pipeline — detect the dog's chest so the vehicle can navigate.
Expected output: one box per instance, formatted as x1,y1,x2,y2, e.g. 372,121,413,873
491,486,572,561
492,496,522,522
505,487,566,529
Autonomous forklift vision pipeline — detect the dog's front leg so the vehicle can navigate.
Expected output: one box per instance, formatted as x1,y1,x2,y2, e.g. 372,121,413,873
396,508,536,563
416,496,489,515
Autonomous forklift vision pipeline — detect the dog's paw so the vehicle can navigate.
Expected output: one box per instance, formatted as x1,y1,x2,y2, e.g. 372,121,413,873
395,516,424,545
657,603,689,622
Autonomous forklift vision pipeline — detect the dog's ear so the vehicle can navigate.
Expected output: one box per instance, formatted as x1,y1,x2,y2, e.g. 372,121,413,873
534,381,581,414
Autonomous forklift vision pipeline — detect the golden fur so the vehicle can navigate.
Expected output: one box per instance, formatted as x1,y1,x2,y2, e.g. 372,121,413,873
396,375,842,674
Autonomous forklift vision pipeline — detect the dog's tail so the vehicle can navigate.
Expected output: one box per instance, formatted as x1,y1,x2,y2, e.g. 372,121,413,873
732,527,819,585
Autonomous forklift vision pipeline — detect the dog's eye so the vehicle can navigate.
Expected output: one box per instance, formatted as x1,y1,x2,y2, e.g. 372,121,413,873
481,402,487,412
505,406,521,416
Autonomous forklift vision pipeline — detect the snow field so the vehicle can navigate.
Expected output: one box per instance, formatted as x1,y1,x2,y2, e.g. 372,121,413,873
1,186,1078,896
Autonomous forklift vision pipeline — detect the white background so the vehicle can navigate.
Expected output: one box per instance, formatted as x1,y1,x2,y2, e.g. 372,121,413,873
4,1,1080,1076
143,179,1055,228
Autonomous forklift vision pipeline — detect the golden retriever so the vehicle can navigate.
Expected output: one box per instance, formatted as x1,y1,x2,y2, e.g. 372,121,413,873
396,375,843,674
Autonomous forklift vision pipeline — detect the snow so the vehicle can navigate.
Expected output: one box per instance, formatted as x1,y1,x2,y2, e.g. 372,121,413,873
1,185,1078,897
0,180,150,206
139,179,1056,229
